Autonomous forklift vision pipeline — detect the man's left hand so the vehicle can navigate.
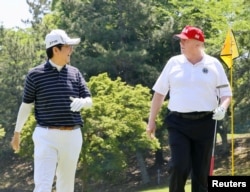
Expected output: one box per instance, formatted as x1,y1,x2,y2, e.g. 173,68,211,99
70,97,92,112
212,106,226,120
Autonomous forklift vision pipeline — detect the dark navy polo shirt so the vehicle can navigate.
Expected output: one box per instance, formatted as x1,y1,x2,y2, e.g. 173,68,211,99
22,61,91,126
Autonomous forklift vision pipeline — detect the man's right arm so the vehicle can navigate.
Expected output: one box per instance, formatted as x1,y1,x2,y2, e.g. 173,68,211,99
146,92,166,139
11,102,33,152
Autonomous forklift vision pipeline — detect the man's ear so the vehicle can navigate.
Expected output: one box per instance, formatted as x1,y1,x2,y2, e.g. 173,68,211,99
52,46,60,54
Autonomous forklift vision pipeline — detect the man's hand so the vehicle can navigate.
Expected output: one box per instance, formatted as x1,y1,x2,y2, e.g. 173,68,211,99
11,132,20,152
146,121,156,139
212,106,226,120
70,97,92,112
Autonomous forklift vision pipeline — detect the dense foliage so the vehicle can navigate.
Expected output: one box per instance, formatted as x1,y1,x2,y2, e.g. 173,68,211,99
1,0,250,188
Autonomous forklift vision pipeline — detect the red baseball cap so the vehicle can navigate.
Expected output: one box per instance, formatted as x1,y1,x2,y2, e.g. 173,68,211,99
174,25,205,42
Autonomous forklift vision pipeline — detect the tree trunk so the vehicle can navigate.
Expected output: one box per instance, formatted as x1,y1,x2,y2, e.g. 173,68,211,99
136,151,150,184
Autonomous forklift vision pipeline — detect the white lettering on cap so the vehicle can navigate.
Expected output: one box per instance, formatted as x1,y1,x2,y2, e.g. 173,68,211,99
194,34,200,39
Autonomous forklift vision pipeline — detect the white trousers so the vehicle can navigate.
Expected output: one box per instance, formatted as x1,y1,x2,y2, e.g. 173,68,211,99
32,126,82,192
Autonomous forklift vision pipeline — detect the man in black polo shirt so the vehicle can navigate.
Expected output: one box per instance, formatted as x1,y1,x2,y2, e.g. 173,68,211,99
11,29,92,192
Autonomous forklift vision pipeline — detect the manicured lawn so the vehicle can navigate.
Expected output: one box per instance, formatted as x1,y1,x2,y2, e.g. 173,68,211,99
138,183,191,192
216,133,250,142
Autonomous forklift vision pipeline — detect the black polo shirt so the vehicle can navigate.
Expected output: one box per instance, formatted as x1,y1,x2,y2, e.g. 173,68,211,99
22,61,91,126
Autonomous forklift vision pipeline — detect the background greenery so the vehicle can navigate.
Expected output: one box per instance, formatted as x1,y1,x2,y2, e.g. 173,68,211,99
1,0,250,191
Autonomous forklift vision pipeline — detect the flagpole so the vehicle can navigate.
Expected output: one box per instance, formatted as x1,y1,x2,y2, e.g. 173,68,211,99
230,59,234,176
220,28,239,176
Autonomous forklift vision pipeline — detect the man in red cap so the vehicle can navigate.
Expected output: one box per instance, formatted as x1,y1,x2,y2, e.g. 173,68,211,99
146,26,232,192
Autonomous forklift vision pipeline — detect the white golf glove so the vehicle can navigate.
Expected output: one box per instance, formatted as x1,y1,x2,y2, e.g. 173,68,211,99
70,97,92,112
212,106,226,120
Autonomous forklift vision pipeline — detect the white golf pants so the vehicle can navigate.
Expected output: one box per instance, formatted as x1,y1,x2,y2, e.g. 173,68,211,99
32,126,82,192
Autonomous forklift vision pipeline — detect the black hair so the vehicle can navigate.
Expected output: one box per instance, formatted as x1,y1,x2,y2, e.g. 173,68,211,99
46,44,64,59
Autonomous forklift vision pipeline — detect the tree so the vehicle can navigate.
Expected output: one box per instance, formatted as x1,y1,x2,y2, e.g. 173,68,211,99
1,1,250,188
51,0,174,87
0,28,43,142
230,0,250,134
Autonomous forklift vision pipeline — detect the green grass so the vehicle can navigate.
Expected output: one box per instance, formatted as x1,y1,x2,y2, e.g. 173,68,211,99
216,133,250,143
138,183,191,192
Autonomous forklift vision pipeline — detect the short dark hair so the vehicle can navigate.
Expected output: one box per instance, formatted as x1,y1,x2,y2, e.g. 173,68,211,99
46,44,64,59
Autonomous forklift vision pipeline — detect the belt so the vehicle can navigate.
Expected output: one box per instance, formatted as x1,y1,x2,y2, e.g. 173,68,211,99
170,111,213,120
38,125,80,130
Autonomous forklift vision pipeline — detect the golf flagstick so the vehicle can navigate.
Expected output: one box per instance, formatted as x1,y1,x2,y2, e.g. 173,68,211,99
209,89,220,176
209,84,228,176
209,119,217,176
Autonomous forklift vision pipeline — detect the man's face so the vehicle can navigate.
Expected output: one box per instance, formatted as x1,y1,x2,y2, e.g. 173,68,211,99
53,44,73,65
179,39,200,54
